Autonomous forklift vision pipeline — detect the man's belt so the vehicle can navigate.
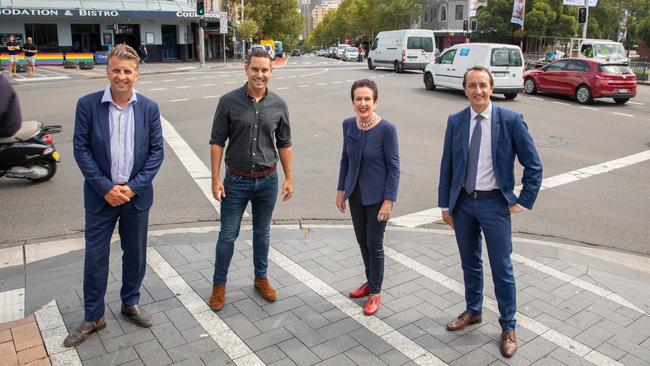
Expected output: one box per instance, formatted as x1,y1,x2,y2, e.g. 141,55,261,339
464,189,501,198
226,165,276,179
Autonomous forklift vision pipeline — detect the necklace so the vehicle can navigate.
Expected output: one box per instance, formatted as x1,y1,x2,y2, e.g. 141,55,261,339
357,113,379,129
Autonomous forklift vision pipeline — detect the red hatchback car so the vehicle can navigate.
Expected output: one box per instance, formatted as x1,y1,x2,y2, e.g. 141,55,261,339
523,58,637,104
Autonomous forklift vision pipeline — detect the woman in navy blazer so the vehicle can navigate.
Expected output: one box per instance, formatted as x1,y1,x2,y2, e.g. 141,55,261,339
336,79,400,316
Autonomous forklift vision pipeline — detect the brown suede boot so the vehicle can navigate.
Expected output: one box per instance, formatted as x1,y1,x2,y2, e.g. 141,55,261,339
254,276,277,302
209,284,226,311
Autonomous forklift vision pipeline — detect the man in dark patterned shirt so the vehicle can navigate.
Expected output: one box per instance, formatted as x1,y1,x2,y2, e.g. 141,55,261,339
208,48,293,311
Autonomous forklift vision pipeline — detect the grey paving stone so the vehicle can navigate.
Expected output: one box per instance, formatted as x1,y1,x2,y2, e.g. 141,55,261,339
515,336,557,363
179,326,209,343
318,318,361,342
200,348,235,366
344,345,389,366
414,317,459,344
269,358,298,366
574,323,614,349
607,333,650,361
447,331,493,356
164,307,201,332
151,322,187,349
278,337,321,366
171,357,206,366
175,260,213,275
291,304,331,329
531,355,567,366
383,294,424,314
82,346,140,366
223,312,262,339
121,360,145,366
450,347,496,366
256,311,301,333
382,307,426,330
245,327,295,351
285,319,324,348
547,347,594,366
413,334,462,363
134,339,173,366
233,297,270,322
311,334,359,360
618,353,650,366
348,327,394,355
103,328,155,353
298,291,335,313
479,342,531,366
397,323,427,340
313,353,356,366
257,345,288,364
75,332,106,360
378,348,411,366
167,337,219,363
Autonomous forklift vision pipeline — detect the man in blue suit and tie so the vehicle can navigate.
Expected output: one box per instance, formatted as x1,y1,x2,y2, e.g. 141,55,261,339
65,44,164,347
438,66,542,358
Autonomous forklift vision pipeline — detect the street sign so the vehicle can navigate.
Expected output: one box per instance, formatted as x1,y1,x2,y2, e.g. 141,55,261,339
562,0,598,6
220,12,228,34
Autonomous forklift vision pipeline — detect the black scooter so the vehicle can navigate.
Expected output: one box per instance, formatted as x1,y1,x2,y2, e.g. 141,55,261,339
0,121,61,182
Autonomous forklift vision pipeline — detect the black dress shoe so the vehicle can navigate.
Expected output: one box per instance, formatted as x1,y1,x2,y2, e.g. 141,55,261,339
63,316,106,347
121,304,153,328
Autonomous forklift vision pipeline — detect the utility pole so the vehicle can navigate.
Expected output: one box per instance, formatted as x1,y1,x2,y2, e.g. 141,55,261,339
197,0,206,67
582,0,589,39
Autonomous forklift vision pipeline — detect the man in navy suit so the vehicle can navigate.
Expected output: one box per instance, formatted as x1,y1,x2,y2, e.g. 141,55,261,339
438,66,542,358
65,44,164,347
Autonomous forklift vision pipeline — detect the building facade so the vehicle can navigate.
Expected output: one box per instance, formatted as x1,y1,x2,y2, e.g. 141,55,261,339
0,0,231,62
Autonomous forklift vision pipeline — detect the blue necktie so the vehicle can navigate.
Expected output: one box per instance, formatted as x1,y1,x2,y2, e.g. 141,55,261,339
464,114,484,194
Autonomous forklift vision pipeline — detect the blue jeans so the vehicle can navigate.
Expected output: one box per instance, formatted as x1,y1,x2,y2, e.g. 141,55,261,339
213,171,278,284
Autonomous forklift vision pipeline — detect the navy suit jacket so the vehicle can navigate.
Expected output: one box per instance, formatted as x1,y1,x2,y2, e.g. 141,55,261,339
438,104,542,213
73,90,164,214
338,117,400,205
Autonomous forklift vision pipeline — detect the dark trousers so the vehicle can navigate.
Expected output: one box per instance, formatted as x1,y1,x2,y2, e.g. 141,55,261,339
452,192,516,331
83,202,149,321
348,187,386,294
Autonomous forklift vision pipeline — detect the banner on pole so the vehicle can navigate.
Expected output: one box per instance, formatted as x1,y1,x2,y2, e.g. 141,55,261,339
511,0,525,27
219,12,228,34
562,0,598,6
468,0,478,17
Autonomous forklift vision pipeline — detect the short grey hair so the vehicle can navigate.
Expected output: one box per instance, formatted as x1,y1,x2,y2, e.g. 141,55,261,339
107,44,140,67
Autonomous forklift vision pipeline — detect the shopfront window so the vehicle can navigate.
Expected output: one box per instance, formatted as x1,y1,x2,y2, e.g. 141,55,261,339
24,24,58,50
71,24,101,52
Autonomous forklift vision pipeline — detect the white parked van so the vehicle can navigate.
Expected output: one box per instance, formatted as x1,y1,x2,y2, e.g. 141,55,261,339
423,43,525,99
367,29,436,72
575,39,628,65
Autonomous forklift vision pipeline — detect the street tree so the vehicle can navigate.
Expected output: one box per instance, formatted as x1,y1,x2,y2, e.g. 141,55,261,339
245,0,303,44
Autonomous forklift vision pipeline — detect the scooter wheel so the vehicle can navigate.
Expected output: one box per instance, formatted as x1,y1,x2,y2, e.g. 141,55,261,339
29,159,57,182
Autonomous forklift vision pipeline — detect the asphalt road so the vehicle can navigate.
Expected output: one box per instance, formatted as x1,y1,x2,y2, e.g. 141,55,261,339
2,55,649,256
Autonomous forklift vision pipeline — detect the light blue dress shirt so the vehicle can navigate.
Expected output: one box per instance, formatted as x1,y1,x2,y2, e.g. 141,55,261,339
101,86,136,185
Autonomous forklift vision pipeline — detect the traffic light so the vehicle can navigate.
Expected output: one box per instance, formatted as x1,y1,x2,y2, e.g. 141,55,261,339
197,0,205,16
471,19,478,32
463,20,469,31
578,7,586,24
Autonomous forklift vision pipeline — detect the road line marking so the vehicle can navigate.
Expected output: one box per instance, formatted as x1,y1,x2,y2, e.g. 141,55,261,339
553,101,570,106
275,76,285,80
0,288,24,322
627,101,644,105
205,75,217,79
176,86,191,89
298,84,310,88
511,253,646,314
149,88,166,91
384,247,622,366
391,150,650,227
169,98,189,102
138,81,153,84
160,116,248,217
289,75,297,78
277,87,290,90
202,83,216,87
185,77,197,80
316,82,327,86
346,79,355,82
531,97,544,101
245,240,447,366
225,81,237,84
35,300,83,365
162,79,176,82
0,247,23,268
332,81,342,84
581,106,599,111
202,95,221,99
613,112,634,118
13,76,69,82
148,249,263,365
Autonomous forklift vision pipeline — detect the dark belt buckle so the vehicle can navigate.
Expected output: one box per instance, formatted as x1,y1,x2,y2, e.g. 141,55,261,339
250,170,263,179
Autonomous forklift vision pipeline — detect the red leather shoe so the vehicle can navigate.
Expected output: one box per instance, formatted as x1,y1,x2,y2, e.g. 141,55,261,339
349,283,370,298
363,294,380,315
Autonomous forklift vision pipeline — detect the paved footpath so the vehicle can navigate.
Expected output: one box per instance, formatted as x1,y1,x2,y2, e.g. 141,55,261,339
1,225,649,366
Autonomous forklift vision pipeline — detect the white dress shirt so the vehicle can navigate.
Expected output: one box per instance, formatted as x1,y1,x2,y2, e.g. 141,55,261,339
101,86,136,185
468,103,498,191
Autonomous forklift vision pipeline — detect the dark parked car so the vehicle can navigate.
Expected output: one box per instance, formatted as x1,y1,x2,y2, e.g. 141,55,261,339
523,58,637,104
291,49,301,57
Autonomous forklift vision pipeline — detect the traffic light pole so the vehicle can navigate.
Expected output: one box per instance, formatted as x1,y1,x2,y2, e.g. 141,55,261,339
582,0,589,39
198,17,206,67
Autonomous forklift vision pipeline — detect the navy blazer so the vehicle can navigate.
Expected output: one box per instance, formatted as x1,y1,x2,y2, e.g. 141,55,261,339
438,104,542,213
73,90,164,213
338,117,400,205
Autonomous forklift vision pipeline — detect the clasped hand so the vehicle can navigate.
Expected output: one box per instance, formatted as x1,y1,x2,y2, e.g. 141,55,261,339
103,185,135,207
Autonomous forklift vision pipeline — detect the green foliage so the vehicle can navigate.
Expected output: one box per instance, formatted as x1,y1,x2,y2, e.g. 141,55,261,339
555,14,579,38
638,15,650,47
237,19,259,42
525,10,548,36
246,0,303,44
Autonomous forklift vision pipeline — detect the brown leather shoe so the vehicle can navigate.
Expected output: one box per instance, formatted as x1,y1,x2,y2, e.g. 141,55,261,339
254,276,277,302
121,304,153,328
501,330,517,358
446,310,482,331
63,316,106,347
210,284,226,311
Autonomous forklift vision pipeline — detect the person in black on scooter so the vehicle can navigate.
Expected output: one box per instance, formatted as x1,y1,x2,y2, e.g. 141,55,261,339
0,74,22,138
